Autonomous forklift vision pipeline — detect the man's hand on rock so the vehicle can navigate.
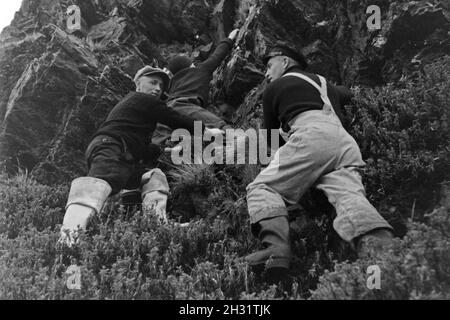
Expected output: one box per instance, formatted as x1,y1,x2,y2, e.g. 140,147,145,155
228,29,239,41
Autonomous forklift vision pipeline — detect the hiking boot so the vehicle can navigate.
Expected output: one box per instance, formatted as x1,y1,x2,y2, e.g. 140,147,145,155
245,216,292,283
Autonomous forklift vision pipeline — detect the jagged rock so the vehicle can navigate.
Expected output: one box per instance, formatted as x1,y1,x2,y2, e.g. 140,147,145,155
302,40,341,83
87,16,128,45
440,182,450,209
0,25,132,184
211,0,310,108
211,0,238,41
376,1,449,82
233,85,265,129
124,0,216,43
0,33,48,121
334,0,450,85
8,0,100,35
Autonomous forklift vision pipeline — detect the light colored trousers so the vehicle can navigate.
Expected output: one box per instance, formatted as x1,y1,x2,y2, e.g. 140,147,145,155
246,110,393,242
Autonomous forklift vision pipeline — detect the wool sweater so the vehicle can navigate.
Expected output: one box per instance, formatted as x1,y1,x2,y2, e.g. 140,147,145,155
263,66,353,147
94,92,203,159
168,38,234,107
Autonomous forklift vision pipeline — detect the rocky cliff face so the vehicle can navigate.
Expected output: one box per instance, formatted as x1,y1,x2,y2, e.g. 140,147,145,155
0,0,448,184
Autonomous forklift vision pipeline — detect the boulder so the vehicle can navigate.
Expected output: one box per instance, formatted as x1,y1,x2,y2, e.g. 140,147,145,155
0,25,132,184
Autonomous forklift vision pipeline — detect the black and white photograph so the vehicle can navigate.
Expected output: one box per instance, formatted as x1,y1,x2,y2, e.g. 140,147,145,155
0,0,449,306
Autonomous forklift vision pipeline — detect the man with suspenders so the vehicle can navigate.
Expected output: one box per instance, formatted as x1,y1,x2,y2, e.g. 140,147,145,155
245,42,394,282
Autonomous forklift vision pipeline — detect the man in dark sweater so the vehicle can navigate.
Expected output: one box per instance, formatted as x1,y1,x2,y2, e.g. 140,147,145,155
245,43,394,282
152,29,239,145
59,67,219,246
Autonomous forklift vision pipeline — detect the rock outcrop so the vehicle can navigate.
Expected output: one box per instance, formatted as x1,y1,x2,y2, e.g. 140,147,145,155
0,0,448,185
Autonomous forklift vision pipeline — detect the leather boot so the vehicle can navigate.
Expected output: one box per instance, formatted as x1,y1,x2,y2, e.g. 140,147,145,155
245,216,292,283
59,177,112,247
355,228,394,258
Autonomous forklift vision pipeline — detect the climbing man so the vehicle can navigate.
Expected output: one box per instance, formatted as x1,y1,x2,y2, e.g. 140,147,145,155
59,66,222,246
245,42,394,282
152,28,240,145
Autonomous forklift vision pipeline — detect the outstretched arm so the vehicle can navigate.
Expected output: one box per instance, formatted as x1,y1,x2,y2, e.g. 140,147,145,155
153,102,225,139
198,29,239,73
153,101,204,134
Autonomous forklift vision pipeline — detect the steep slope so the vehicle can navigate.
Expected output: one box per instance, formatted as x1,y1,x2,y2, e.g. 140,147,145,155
0,0,449,300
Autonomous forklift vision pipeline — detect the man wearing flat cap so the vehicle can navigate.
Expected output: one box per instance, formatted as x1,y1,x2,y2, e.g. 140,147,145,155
245,42,394,282
58,66,220,246
152,29,240,145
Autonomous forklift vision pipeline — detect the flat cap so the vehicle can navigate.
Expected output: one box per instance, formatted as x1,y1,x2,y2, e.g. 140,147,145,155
134,66,171,92
263,42,308,70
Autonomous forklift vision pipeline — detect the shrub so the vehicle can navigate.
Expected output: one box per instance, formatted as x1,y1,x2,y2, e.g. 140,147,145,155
347,57,450,221
310,203,450,300
0,169,449,299
0,171,67,238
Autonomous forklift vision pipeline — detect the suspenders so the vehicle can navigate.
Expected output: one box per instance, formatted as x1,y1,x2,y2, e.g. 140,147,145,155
278,72,342,141
283,72,336,116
